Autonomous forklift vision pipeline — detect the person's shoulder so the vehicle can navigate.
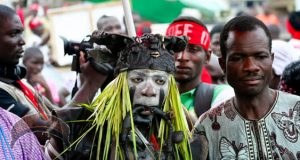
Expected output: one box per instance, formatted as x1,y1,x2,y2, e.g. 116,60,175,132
278,90,300,100
199,99,231,123
0,107,21,128
212,84,235,107
214,84,234,92
276,91,300,109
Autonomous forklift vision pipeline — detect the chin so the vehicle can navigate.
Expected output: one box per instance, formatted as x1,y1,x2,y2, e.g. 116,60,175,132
175,76,192,83
238,88,264,97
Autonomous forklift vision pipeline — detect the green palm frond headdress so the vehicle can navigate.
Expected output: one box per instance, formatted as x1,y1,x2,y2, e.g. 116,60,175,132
79,33,192,159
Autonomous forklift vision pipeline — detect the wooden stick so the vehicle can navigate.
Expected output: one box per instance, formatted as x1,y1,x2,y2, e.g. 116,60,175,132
122,0,136,37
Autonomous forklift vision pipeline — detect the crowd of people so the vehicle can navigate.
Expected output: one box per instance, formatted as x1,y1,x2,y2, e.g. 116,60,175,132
0,0,300,159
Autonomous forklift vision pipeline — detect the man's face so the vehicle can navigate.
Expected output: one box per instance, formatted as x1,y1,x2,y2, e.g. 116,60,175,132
0,15,25,65
127,69,169,107
210,33,221,57
220,28,273,96
174,44,209,83
99,18,122,34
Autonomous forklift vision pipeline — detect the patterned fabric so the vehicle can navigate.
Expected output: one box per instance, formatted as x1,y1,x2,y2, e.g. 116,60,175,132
0,80,51,116
195,91,300,160
0,108,45,160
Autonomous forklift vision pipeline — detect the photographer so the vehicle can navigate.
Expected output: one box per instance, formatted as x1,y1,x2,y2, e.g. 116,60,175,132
0,4,109,159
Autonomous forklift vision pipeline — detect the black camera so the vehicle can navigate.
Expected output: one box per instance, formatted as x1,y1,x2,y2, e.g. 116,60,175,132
61,36,93,56
60,36,94,72
60,35,115,75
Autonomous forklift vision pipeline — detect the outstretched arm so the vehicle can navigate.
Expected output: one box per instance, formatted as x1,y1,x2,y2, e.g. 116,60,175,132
66,51,108,107
45,52,108,159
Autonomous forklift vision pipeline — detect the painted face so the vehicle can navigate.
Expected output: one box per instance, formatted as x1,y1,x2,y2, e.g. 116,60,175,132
220,28,273,96
174,44,209,83
127,69,169,107
0,15,25,65
24,54,44,75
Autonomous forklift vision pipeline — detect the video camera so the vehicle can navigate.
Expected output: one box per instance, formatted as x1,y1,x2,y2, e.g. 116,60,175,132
61,36,93,72
61,35,115,75
62,36,93,56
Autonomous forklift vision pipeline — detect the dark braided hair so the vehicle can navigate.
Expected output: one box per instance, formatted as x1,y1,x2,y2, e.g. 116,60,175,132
280,60,300,96
220,16,272,58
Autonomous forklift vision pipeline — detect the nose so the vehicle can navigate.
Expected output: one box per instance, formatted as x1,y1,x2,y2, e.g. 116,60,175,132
112,28,122,34
19,34,25,46
175,50,189,61
37,64,43,71
141,82,156,97
243,57,259,72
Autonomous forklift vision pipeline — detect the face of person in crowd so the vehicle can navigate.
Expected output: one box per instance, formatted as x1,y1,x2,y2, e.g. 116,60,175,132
220,28,273,96
210,32,221,57
206,54,225,84
127,69,169,107
99,18,122,34
174,44,209,83
24,53,44,75
0,15,25,65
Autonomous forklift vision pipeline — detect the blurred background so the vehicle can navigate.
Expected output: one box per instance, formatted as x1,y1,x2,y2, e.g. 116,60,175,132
0,0,298,66
0,0,299,106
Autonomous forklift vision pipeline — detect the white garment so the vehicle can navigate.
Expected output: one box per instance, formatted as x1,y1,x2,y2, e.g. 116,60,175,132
289,38,300,51
195,91,300,160
211,85,234,108
272,40,300,75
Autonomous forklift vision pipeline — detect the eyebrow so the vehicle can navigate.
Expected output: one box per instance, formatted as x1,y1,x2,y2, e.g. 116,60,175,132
130,71,146,77
130,70,168,78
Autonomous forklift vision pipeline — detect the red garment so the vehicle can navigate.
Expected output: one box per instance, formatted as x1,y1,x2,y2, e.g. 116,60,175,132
16,80,48,120
16,8,25,26
29,17,43,30
200,67,212,83
256,14,280,26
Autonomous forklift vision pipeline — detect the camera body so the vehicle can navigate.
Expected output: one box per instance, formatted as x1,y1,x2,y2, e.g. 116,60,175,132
61,35,115,75
61,36,94,72
62,37,93,56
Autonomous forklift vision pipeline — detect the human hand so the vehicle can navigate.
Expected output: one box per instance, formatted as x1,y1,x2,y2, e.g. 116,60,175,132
29,73,48,88
79,51,108,86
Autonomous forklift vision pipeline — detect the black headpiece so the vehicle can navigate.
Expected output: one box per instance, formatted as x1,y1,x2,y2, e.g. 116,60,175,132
115,34,186,74
90,32,187,75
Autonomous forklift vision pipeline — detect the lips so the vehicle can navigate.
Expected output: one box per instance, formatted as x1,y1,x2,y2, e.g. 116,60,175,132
141,107,152,116
176,66,191,73
241,76,263,85
16,49,24,58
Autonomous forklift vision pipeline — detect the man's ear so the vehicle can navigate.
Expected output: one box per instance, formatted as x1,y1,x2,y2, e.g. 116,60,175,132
271,52,274,61
218,57,226,73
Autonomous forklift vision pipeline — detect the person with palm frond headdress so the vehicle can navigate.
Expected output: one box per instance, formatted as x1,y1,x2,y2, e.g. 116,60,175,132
57,33,192,160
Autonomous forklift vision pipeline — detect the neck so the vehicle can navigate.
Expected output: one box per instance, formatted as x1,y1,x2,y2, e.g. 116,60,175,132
177,78,200,93
0,65,26,80
233,88,276,120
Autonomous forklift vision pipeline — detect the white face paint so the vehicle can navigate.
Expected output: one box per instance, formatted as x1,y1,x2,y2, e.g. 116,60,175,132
127,69,169,107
